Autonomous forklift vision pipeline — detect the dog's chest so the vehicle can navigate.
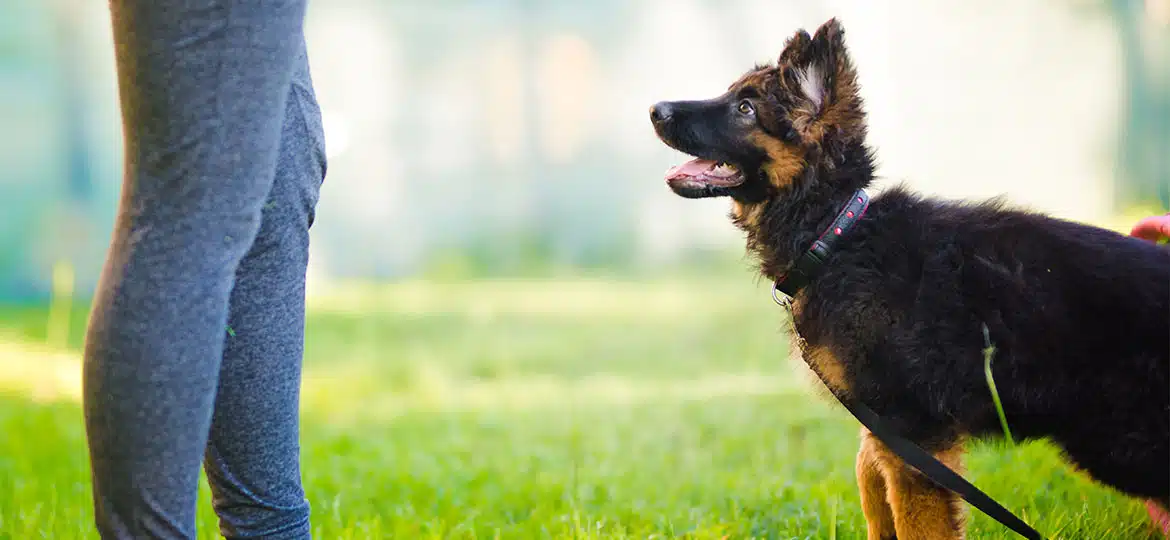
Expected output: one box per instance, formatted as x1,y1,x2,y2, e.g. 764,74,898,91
783,298,851,394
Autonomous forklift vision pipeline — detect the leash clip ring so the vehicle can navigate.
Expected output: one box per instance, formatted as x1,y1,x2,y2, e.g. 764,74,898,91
771,280,791,309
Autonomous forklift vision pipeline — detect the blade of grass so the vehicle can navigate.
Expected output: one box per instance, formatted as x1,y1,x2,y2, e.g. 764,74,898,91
46,260,75,349
982,323,1014,445
829,497,838,540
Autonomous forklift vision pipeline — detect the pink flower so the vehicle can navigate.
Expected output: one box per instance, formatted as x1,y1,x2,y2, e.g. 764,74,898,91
1147,500,1170,537
1130,213,1170,242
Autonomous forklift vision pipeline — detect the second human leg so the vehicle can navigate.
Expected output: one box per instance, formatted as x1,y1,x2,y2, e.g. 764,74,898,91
203,36,327,540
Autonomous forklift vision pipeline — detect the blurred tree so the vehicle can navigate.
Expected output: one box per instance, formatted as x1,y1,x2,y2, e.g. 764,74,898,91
48,0,94,202
1115,0,1169,210
1076,0,1169,210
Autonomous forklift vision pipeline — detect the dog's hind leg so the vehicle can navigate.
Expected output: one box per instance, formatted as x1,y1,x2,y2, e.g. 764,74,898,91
865,431,967,540
857,429,897,540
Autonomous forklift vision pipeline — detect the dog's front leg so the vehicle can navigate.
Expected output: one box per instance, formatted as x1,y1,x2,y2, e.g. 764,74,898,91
857,429,897,540
875,436,967,540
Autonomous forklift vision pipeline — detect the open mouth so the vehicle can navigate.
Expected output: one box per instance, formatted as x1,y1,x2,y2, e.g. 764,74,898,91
664,158,745,198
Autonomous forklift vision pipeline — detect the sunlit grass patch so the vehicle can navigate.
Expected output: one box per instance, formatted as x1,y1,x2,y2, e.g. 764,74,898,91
0,339,81,401
0,277,1161,539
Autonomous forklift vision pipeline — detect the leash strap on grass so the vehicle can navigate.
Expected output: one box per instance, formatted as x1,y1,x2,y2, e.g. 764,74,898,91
828,391,1045,540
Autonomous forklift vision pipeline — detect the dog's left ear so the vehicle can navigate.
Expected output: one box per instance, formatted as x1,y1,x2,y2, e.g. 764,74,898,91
784,18,864,143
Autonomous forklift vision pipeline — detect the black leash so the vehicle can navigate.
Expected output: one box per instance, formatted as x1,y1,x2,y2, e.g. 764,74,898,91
825,387,1045,540
772,189,1045,539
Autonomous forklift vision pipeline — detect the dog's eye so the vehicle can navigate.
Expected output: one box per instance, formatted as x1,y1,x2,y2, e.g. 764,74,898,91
737,100,755,115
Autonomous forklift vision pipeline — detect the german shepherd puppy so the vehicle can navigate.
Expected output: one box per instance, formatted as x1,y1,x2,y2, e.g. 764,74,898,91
650,17,1170,540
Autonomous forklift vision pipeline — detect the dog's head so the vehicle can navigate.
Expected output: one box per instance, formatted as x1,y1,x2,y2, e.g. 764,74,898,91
650,18,867,224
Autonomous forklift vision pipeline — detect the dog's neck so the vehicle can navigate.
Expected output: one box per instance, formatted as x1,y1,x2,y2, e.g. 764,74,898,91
748,141,876,281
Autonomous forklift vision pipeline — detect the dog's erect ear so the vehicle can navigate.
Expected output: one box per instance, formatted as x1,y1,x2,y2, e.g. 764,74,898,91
778,29,811,65
784,18,864,143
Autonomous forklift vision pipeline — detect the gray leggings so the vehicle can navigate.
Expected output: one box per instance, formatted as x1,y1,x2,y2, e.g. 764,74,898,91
83,1,324,538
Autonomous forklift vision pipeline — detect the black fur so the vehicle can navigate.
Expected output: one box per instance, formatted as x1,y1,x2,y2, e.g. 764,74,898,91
798,180,1170,502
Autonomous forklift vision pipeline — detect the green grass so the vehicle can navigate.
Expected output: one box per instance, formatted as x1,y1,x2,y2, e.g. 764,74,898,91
0,276,1159,539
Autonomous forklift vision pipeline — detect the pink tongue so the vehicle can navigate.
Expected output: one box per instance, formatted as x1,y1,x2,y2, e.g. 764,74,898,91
665,159,719,181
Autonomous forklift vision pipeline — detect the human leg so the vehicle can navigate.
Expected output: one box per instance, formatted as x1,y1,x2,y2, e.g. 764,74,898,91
202,37,326,540
84,1,311,537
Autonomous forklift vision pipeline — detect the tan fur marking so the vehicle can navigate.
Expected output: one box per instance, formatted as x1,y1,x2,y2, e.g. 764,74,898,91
857,429,896,540
859,431,967,540
730,200,766,231
802,345,850,395
783,297,836,396
748,132,804,190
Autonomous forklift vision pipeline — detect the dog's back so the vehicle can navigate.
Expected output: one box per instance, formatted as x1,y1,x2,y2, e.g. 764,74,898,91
860,188,1170,499
998,209,1169,501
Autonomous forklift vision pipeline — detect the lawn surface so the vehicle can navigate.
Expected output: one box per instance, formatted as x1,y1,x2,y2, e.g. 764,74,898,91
0,277,1158,539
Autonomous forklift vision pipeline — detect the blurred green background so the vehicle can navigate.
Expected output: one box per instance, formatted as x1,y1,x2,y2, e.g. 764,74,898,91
0,0,1167,538
1,0,1166,299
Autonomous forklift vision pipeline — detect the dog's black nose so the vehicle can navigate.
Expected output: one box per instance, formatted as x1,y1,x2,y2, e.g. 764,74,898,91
650,102,673,125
